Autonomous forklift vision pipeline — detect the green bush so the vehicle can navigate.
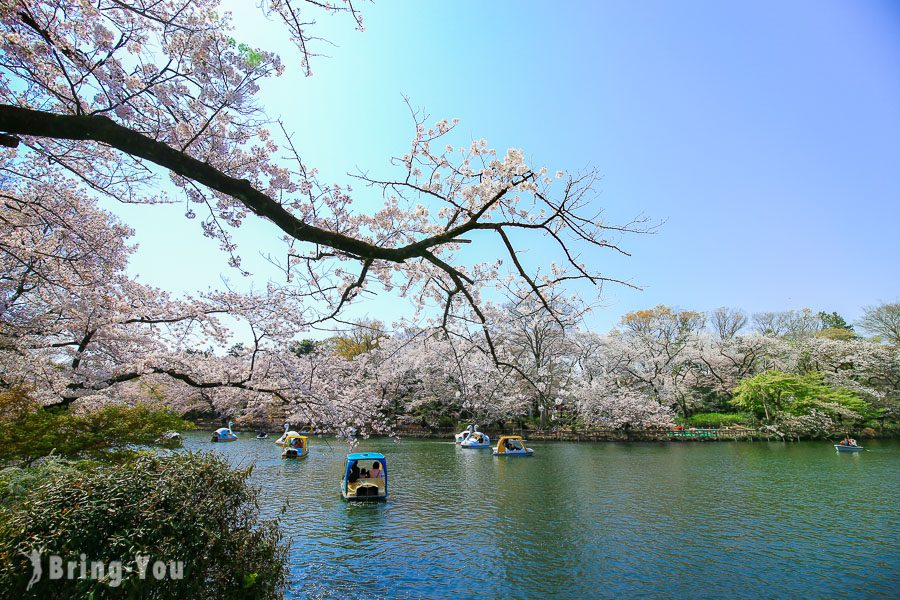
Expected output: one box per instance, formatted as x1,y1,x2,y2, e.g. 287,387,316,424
0,389,192,465
731,371,870,422
0,452,287,598
686,412,752,428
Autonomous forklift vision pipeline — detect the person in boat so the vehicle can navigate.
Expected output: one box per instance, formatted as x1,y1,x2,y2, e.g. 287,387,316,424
369,461,383,478
348,461,360,483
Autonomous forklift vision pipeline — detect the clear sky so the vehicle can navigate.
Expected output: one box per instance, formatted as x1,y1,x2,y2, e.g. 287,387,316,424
114,0,900,335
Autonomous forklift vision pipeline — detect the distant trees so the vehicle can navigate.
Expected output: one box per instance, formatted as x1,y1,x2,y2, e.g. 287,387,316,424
289,339,318,356
798,336,900,424
751,308,821,339
572,382,675,431
819,311,853,331
495,295,584,428
817,328,857,341
612,306,705,417
749,309,864,341
710,307,747,340
859,302,900,345
816,311,856,341
331,320,386,360
163,300,900,436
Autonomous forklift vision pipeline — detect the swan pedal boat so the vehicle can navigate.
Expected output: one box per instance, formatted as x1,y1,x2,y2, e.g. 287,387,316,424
276,431,309,459
341,452,387,501
460,431,491,448
493,435,533,456
455,424,481,444
834,444,863,452
211,424,238,442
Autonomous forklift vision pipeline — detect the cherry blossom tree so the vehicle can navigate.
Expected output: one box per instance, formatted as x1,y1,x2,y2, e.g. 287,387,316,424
0,1,654,434
0,153,232,406
0,0,649,367
572,379,675,431
490,293,588,428
0,166,397,433
789,336,900,422
363,333,525,428
692,334,773,405
603,306,706,416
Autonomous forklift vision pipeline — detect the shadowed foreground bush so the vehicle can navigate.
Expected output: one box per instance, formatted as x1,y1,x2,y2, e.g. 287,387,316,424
0,453,287,598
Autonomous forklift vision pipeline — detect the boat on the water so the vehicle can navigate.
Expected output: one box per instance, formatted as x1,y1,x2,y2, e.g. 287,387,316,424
455,424,478,444
493,435,533,456
275,423,298,446
256,431,268,439
280,434,309,459
835,436,863,452
275,424,308,458
211,421,238,442
835,443,864,452
460,431,491,448
340,452,387,501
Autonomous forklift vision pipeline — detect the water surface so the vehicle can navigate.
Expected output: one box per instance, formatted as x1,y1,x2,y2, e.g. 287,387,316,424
183,434,899,598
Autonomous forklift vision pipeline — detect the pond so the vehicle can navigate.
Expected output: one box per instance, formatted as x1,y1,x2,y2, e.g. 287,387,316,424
183,433,899,598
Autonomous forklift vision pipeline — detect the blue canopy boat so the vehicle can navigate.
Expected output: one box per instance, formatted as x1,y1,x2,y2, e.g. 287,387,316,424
340,452,387,501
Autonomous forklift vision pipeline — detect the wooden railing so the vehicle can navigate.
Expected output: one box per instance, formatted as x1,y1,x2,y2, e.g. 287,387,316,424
667,428,719,439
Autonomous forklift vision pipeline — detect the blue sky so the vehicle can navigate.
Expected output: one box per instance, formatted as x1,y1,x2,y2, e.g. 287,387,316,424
116,0,900,334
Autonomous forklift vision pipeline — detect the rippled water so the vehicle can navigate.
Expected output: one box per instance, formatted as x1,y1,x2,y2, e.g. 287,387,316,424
182,433,900,598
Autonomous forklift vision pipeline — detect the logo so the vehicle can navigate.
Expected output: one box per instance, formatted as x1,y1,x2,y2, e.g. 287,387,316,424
24,550,41,591
23,551,183,589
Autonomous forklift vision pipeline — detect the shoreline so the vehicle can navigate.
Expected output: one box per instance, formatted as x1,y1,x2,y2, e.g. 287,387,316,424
190,420,896,443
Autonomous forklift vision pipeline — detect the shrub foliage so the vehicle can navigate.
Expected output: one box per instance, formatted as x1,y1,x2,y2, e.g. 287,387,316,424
0,453,288,598
0,389,191,465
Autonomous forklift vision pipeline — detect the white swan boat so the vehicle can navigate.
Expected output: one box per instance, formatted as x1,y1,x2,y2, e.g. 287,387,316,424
455,424,480,444
211,421,237,442
460,431,491,448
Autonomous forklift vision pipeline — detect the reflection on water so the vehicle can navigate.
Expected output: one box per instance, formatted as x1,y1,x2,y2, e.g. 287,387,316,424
183,434,900,599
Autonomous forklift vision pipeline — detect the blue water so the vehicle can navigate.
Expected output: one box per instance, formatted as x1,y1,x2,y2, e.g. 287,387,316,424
184,434,900,599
